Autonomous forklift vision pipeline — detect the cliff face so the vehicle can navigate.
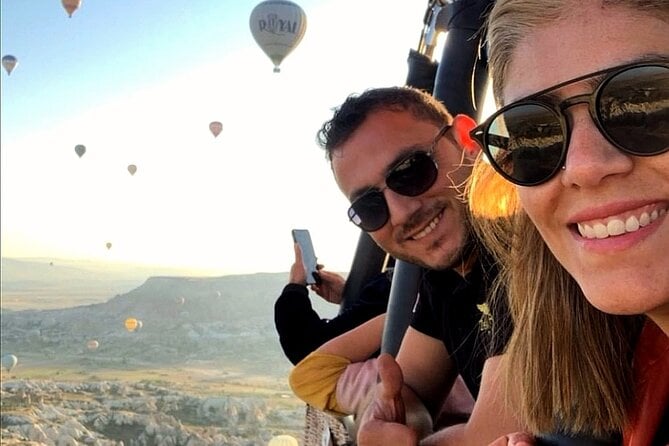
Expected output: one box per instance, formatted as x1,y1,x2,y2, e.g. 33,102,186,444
1,273,305,371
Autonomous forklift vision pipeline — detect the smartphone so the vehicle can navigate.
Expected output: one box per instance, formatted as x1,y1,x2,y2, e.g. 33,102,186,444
291,229,321,285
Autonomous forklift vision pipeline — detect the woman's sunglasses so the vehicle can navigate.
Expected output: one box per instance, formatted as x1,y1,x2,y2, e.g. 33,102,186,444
470,60,669,186
348,125,451,232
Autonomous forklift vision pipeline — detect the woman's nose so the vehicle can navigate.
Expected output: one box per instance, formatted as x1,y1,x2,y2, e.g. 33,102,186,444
560,106,634,187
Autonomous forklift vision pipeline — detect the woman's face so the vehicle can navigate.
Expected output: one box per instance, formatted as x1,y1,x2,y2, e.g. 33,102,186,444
503,5,669,329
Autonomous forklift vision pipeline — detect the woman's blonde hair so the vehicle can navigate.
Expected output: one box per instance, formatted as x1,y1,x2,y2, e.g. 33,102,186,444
470,0,669,434
468,160,640,435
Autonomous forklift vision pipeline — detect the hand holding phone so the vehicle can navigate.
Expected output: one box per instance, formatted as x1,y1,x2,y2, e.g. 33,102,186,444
291,229,321,285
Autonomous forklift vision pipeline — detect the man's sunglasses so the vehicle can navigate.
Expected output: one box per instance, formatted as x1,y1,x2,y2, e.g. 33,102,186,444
348,125,451,232
470,60,669,186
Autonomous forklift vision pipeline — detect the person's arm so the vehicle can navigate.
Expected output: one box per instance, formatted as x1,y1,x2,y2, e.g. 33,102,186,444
356,353,432,446
274,282,330,364
397,327,457,417
289,315,386,415
419,355,527,446
274,244,330,363
356,324,459,446
487,433,535,446
275,244,390,364
318,314,385,361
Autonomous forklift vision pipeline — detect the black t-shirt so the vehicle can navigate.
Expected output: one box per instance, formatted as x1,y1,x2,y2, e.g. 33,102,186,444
410,249,511,398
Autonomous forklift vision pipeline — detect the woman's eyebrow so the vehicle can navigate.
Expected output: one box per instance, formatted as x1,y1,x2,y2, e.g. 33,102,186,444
537,73,608,104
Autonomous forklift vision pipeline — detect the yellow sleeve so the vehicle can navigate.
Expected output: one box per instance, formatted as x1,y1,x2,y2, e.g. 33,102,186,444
289,351,351,416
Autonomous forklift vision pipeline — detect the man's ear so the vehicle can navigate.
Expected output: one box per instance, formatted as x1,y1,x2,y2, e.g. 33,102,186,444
451,114,480,158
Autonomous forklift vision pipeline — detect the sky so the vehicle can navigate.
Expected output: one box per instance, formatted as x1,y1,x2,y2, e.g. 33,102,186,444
0,0,436,276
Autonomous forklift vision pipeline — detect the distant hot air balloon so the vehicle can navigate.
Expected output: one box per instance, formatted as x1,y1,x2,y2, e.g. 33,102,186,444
209,121,223,138
86,340,99,350
176,296,185,305
1,354,18,372
62,0,82,18
105,242,112,250
75,144,86,158
2,55,18,76
124,317,138,332
135,320,143,331
127,164,137,176
250,0,307,73
268,434,298,446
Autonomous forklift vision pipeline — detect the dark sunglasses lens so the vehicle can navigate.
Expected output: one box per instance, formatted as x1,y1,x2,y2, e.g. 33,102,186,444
349,190,389,232
386,152,438,196
598,65,669,155
486,103,565,185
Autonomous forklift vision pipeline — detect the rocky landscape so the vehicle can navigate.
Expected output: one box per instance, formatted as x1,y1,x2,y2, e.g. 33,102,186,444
1,260,340,445
1,378,304,445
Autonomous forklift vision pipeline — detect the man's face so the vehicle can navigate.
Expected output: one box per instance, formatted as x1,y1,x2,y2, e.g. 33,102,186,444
331,110,473,270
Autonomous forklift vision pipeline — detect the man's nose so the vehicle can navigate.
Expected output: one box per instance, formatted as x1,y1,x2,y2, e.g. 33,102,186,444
384,189,423,227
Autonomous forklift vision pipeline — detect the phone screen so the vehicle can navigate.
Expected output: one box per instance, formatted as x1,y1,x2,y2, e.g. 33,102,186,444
291,229,320,285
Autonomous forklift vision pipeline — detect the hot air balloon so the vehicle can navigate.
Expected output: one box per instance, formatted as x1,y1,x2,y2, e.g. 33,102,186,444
1,354,18,372
268,434,298,446
2,55,18,76
86,340,99,350
135,320,143,331
209,121,223,138
250,1,307,73
75,144,86,158
62,0,82,18
176,296,185,305
124,317,138,332
105,242,112,250
127,164,137,176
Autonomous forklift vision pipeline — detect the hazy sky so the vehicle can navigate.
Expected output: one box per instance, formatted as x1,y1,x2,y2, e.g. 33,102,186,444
1,1,433,275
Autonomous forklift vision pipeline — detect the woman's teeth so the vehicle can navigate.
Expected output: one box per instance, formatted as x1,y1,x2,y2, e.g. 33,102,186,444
577,208,666,239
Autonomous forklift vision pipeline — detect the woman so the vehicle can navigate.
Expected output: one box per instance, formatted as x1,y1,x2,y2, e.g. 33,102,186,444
466,0,669,444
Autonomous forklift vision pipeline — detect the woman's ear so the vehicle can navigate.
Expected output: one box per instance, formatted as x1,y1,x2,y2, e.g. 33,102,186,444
451,114,480,158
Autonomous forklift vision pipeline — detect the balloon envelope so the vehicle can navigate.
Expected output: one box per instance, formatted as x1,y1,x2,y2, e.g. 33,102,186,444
75,144,86,158
86,340,99,350
1,354,18,372
2,55,18,76
105,242,112,250
124,317,138,332
62,0,82,17
209,121,223,137
268,435,298,446
250,1,307,73
127,164,137,175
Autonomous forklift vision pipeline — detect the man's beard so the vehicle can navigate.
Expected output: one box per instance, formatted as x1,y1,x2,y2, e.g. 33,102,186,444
400,229,473,271
390,200,473,271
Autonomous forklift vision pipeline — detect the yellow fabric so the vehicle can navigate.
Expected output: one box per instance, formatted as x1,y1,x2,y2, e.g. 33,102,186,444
289,351,351,416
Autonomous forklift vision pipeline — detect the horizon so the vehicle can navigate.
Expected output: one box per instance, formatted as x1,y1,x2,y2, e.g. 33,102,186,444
1,1,427,275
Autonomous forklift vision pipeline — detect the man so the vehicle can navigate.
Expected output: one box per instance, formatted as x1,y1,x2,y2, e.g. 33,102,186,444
316,86,521,444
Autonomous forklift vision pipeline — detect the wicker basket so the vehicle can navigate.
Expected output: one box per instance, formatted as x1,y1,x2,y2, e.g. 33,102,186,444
303,404,354,446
